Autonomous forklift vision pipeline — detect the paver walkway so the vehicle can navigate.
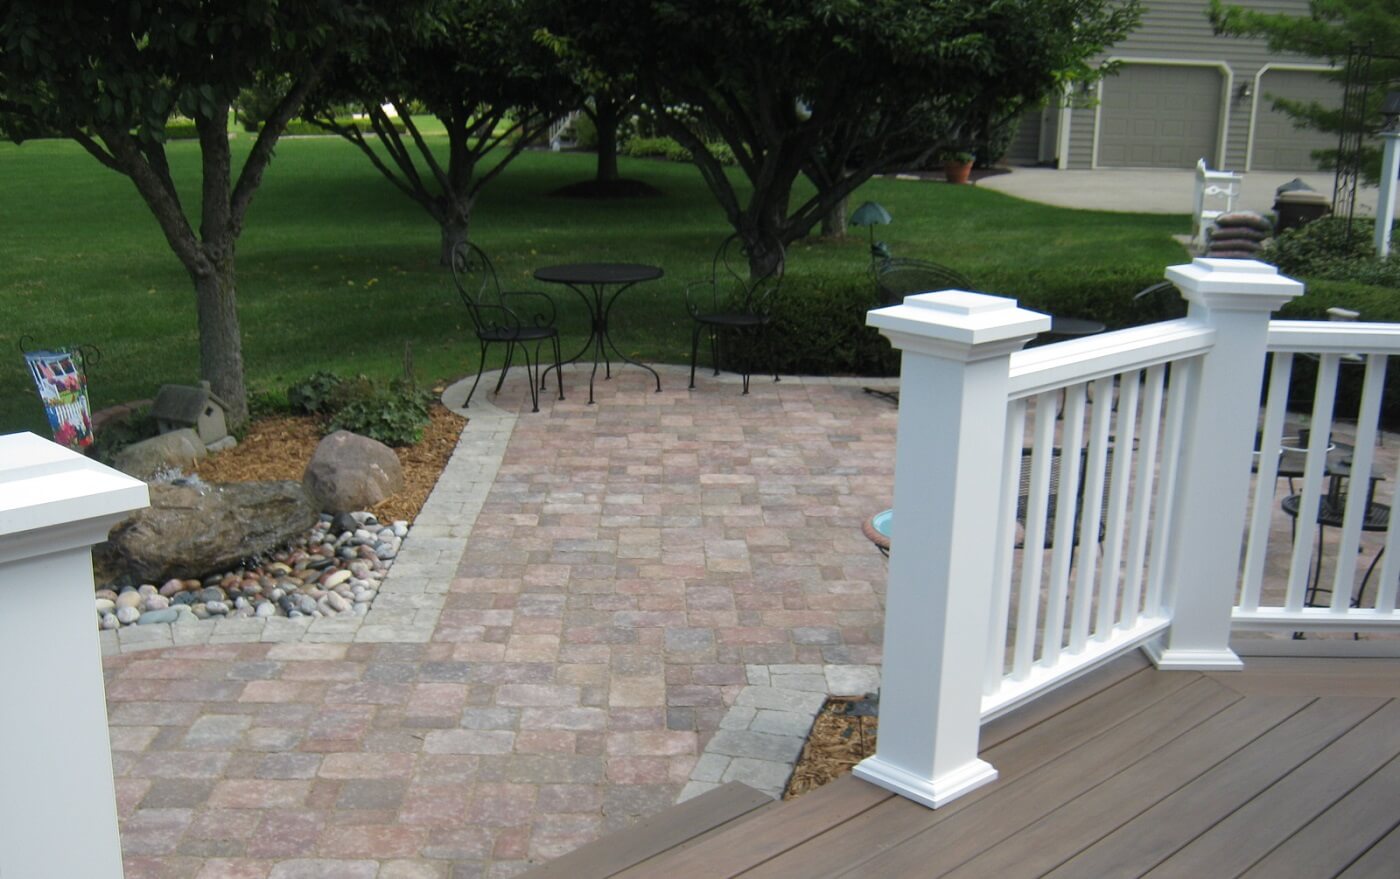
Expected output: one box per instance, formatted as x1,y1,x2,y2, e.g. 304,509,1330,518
101,366,898,878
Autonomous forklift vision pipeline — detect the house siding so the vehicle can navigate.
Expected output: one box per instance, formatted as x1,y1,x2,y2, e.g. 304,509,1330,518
1065,0,1331,170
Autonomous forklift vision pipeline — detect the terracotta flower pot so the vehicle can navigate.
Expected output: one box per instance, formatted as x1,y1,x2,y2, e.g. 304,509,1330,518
943,160,973,185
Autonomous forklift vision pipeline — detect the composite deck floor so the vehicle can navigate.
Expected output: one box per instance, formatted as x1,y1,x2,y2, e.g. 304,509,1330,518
529,642,1400,879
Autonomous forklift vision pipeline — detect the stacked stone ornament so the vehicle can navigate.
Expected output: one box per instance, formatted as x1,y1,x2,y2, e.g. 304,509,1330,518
1206,211,1273,259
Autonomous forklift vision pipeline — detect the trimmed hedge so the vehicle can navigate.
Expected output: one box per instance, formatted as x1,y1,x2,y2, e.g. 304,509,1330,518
754,264,1170,379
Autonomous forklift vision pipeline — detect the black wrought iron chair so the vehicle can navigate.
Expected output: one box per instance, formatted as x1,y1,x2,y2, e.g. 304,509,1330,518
874,257,972,308
863,257,972,405
450,242,564,413
686,234,785,394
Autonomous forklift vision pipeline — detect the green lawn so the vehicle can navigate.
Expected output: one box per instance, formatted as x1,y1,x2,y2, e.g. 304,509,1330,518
0,133,1187,434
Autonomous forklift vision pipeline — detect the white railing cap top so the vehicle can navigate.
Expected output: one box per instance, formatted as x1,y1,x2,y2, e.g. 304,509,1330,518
1166,258,1304,301
0,432,149,537
868,290,1052,348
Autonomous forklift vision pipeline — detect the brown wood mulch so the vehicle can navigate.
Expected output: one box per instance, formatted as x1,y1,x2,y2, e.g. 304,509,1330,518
783,696,880,799
192,403,466,524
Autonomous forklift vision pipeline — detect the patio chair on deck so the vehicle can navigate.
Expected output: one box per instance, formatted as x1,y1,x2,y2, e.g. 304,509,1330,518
686,234,785,394
450,242,564,413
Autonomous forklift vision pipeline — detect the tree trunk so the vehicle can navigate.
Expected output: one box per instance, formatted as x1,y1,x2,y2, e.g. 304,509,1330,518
594,99,621,183
192,259,249,430
439,212,471,266
744,235,785,280
821,192,849,238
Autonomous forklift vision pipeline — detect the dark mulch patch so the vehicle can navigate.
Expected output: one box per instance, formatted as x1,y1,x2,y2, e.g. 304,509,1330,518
783,693,880,799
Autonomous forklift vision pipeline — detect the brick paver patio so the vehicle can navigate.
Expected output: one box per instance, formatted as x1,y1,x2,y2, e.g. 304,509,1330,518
101,368,898,878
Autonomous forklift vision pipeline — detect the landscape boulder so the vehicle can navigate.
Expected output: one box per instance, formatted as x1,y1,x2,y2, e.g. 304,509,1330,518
93,480,317,585
112,428,206,480
302,430,404,514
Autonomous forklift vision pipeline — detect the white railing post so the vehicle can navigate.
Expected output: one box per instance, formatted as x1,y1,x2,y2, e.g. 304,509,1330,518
855,291,1049,808
1146,260,1302,670
0,432,149,879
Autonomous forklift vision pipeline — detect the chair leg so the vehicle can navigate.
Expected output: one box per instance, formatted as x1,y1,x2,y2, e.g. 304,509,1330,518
495,342,517,396
523,345,540,413
551,336,565,401
711,328,722,377
768,326,780,384
689,323,704,389
740,328,751,395
464,340,492,408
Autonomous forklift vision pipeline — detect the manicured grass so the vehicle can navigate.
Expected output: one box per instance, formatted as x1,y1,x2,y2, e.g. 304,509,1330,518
0,133,1187,434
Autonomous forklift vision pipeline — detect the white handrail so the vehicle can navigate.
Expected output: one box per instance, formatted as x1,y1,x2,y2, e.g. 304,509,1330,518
1008,319,1214,400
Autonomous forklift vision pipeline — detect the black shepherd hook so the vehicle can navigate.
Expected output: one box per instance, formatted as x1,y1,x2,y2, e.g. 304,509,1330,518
17,336,102,372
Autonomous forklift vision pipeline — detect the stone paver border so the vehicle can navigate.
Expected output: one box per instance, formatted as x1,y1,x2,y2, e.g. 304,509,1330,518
98,388,519,656
680,663,882,801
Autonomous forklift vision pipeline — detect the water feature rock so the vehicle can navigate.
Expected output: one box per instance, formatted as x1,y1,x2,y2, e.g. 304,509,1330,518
93,481,317,584
139,608,179,625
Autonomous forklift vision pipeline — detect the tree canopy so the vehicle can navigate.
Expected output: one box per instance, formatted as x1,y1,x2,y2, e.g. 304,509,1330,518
1210,0,1400,181
551,0,1140,275
307,0,572,263
0,0,397,426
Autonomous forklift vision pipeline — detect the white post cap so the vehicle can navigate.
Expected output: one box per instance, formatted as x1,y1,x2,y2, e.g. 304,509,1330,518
0,432,149,562
868,290,1052,360
1166,258,1304,311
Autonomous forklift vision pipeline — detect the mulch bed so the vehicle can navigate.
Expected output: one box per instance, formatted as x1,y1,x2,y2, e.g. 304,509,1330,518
192,403,465,524
783,695,880,799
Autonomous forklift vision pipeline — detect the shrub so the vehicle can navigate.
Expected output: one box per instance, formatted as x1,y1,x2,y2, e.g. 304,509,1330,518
750,264,1171,380
328,379,433,447
620,136,736,165
570,113,598,150
1264,216,1400,287
287,371,345,416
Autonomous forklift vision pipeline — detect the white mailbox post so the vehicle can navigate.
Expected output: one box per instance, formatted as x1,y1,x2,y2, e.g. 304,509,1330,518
0,432,149,878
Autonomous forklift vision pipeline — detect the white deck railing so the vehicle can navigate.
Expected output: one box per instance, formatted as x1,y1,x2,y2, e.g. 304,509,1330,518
854,258,1400,811
983,322,1212,719
1235,321,1400,632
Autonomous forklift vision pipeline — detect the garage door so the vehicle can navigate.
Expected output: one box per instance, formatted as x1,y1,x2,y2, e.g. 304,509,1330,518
1251,69,1342,171
1098,64,1222,168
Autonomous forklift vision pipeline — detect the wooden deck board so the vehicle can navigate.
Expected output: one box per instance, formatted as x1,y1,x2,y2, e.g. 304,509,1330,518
543,655,1400,879
935,694,1311,878
1239,754,1400,879
1338,820,1400,878
1142,699,1400,879
610,774,890,879
518,781,772,879
738,665,1205,879
1042,698,1385,879
829,678,1242,879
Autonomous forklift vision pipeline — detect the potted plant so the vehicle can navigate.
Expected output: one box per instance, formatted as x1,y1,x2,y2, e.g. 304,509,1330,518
943,150,974,185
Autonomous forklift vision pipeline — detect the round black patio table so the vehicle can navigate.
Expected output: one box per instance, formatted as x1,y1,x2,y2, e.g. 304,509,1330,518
535,263,664,404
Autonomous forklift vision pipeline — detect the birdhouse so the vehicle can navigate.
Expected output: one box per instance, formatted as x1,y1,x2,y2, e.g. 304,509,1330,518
151,381,230,445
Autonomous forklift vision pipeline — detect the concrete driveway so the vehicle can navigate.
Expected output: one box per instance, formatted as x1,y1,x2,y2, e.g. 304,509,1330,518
977,166,1383,216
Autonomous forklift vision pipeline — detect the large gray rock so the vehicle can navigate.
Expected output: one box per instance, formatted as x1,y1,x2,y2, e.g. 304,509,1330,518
93,481,317,585
302,430,404,514
113,428,206,479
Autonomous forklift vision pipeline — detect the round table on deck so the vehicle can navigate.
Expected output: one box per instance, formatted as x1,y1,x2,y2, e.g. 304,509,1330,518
535,263,664,404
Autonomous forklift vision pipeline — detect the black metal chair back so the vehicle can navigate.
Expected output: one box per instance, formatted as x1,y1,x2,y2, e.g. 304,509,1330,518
686,234,786,394
874,258,971,307
688,233,786,318
448,242,563,412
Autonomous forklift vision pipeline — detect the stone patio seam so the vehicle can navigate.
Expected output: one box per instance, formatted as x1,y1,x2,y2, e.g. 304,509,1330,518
678,663,882,802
